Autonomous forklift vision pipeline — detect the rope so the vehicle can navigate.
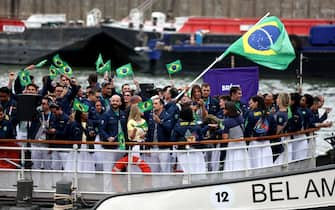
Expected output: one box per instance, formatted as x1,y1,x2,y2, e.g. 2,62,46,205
53,193,73,210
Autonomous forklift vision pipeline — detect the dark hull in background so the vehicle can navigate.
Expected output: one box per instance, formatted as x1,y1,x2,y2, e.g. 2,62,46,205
1,26,335,79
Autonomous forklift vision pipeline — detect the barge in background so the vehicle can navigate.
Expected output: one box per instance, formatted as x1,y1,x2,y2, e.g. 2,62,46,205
1,14,335,78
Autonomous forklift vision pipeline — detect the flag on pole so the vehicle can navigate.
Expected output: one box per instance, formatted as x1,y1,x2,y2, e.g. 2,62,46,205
60,64,73,77
95,53,112,74
18,70,32,87
35,59,48,68
53,54,66,68
138,99,153,112
73,99,89,112
116,63,134,78
166,59,182,74
49,65,60,80
97,59,111,74
218,16,295,70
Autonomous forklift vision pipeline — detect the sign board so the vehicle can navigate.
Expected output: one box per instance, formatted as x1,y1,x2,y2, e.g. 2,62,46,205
202,66,259,102
95,166,335,210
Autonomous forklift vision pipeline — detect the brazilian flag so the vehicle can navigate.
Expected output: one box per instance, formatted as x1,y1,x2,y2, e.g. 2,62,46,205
73,99,89,113
97,59,111,74
35,59,48,68
288,106,292,119
60,63,73,77
115,63,133,78
53,54,65,68
117,132,126,150
138,99,153,112
49,65,60,80
166,59,182,74
18,70,32,87
95,53,104,72
218,16,295,70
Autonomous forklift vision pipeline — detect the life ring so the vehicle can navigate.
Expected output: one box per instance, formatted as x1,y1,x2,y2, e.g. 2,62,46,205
112,156,152,192
112,155,151,173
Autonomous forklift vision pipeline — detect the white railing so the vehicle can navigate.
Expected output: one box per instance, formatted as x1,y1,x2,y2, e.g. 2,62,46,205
0,129,319,199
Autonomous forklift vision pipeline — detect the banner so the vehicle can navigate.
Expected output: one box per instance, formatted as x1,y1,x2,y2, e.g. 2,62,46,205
202,66,259,102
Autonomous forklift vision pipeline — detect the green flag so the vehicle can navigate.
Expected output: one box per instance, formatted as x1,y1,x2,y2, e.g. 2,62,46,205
73,99,89,112
218,16,295,70
97,60,111,74
60,63,73,77
166,59,182,74
53,54,65,68
287,106,293,120
138,99,153,112
95,53,104,71
116,63,134,78
18,70,32,87
49,65,60,80
35,59,48,68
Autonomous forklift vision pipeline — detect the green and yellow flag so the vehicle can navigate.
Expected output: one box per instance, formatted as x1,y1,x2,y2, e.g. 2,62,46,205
73,99,89,113
166,59,182,74
35,59,48,68
218,16,295,70
49,65,60,80
18,70,32,87
60,63,73,77
116,63,133,78
53,54,66,68
97,59,111,74
138,99,153,112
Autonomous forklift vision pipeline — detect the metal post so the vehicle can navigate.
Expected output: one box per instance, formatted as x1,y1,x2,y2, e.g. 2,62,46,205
187,149,191,184
127,147,132,192
231,55,235,68
283,138,289,171
73,144,78,201
309,134,316,168
20,145,25,180
299,52,303,93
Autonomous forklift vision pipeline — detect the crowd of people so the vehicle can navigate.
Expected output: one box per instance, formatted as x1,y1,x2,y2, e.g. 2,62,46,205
0,67,333,175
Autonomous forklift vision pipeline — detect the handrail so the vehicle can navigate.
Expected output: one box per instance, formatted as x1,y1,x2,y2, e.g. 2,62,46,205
0,128,319,147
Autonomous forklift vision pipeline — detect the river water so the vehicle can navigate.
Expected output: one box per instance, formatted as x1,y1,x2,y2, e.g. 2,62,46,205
0,65,334,155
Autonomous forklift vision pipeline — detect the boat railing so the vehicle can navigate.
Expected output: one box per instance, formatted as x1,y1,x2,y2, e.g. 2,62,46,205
0,128,319,198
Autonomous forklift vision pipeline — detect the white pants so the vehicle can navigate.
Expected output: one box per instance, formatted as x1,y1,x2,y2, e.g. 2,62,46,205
224,141,250,171
292,134,309,161
78,144,95,172
31,145,52,169
209,144,221,172
248,140,273,169
93,135,104,171
274,136,293,165
102,149,124,193
142,148,171,173
52,151,70,170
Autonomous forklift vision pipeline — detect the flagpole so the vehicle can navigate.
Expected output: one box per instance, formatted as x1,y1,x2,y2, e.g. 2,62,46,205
174,12,270,100
168,73,175,87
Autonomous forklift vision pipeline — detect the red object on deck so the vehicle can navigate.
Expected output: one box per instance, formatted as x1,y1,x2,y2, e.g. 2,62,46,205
0,18,25,33
0,142,20,169
178,17,335,35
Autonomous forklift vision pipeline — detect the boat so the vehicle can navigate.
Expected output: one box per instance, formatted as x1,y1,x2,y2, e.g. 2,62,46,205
1,128,335,209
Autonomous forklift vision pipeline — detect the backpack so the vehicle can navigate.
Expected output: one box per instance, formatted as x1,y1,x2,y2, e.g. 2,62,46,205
253,116,270,136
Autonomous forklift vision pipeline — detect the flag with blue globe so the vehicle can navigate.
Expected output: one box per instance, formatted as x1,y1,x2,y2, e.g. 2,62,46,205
218,16,295,70
166,60,182,74
116,63,134,78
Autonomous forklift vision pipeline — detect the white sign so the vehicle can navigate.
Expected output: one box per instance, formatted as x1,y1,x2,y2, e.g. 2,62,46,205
3,25,25,33
96,167,335,210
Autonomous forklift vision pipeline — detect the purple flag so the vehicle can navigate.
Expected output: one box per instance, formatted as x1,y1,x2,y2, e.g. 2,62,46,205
203,66,259,103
